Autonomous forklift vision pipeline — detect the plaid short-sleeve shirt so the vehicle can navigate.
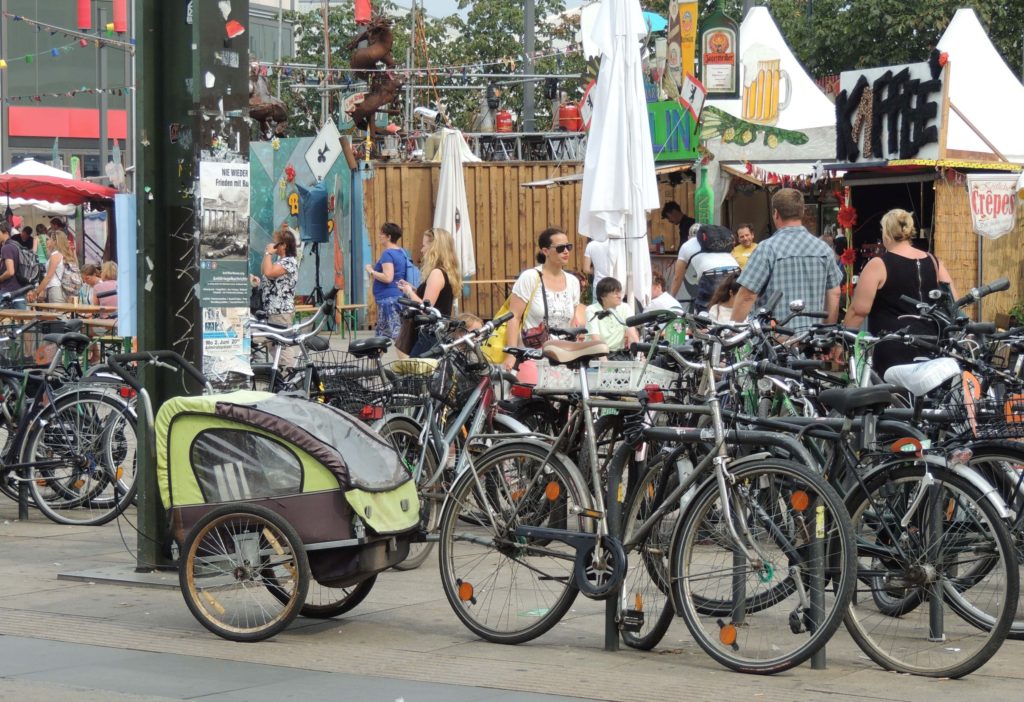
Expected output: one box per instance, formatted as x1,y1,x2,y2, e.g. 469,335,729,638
736,225,842,330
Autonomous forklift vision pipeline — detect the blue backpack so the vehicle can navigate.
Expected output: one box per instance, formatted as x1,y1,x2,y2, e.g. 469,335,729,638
401,249,422,288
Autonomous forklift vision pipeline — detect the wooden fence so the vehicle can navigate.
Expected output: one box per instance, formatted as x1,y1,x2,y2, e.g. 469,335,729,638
362,162,693,321
934,180,1023,321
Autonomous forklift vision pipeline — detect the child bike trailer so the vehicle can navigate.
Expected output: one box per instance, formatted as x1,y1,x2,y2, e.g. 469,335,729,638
155,390,420,641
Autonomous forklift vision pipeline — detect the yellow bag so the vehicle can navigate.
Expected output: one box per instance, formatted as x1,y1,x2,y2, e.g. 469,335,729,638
480,274,540,364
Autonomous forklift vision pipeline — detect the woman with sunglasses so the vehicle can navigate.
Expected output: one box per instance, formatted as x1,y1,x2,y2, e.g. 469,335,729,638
503,227,585,370
254,226,299,366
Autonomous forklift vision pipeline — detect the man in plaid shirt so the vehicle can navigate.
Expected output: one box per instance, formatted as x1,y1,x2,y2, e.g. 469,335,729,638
731,188,841,330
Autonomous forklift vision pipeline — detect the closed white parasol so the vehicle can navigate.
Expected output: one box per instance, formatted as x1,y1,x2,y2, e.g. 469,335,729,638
577,0,659,308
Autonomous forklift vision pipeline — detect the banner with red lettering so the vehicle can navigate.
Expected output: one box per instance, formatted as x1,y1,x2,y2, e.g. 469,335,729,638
967,174,1019,239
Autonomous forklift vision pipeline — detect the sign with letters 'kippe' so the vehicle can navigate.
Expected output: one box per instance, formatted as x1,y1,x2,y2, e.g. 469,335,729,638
835,60,945,162
967,174,1019,240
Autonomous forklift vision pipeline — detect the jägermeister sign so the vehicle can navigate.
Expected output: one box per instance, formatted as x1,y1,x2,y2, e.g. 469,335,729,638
699,6,740,99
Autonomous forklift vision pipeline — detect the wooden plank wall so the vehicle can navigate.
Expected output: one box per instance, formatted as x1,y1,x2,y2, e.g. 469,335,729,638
363,163,695,321
933,180,1022,321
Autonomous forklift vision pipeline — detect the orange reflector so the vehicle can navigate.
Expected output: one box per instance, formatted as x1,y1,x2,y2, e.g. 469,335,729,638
719,623,738,646
634,593,643,611
545,481,561,501
790,490,809,511
73,479,86,489
511,489,525,501
459,581,474,602
646,483,655,500
115,467,124,480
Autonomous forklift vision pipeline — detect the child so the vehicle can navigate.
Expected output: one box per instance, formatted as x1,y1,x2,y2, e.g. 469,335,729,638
647,273,683,312
585,277,639,353
707,270,740,322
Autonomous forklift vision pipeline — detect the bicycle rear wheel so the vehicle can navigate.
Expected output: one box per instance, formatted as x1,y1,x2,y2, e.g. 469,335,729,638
24,390,137,526
437,440,590,644
670,457,856,674
844,463,1018,678
378,415,439,571
180,504,308,642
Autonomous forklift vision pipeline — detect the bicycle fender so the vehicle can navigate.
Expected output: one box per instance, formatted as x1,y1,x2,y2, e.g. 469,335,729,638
493,412,533,436
857,453,1013,521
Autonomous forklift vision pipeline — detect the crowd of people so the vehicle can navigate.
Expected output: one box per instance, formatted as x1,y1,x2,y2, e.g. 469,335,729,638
351,185,946,376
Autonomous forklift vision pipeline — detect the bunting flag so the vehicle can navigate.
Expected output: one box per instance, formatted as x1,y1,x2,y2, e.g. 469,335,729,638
2,85,133,104
2,11,136,54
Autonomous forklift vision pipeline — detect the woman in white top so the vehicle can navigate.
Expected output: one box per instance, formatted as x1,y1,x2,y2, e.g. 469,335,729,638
32,231,76,303
707,270,741,322
503,227,585,370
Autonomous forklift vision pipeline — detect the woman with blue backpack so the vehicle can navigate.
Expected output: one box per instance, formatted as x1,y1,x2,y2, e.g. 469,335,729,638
366,222,412,341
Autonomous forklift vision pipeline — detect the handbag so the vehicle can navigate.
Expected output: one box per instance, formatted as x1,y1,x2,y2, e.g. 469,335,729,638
395,313,416,355
481,270,543,363
520,270,550,349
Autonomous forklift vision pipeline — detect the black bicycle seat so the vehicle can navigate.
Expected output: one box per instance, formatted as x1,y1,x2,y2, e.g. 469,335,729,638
305,335,330,352
42,332,92,354
349,336,391,358
817,385,896,416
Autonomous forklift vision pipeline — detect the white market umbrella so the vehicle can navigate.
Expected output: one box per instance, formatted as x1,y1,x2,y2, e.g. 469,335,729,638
577,0,660,308
2,158,76,216
433,128,479,279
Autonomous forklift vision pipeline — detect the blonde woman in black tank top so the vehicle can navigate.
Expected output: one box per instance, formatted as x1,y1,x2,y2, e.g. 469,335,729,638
843,209,957,375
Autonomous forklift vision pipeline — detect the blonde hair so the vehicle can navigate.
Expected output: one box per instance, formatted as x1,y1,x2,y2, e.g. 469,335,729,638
422,228,461,297
51,231,75,264
100,261,118,280
881,208,916,244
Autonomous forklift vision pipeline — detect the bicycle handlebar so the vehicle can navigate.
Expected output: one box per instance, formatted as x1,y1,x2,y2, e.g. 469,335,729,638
107,351,212,395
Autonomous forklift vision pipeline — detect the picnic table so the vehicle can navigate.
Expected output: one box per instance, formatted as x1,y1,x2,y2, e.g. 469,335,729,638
29,302,118,318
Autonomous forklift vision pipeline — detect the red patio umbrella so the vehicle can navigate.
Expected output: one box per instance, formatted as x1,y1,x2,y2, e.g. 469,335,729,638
0,174,117,206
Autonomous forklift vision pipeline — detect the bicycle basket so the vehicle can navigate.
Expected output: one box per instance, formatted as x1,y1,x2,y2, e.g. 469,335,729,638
951,394,1024,440
594,360,677,394
428,355,479,408
0,321,76,369
310,350,392,417
386,358,436,410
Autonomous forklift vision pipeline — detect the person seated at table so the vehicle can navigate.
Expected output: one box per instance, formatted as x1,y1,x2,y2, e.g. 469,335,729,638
585,277,639,355
91,261,119,315
79,264,101,307
31,231,79,304
647,273,683,312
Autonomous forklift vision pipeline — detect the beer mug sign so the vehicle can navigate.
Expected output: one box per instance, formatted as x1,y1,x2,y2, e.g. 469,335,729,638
741,45,792,126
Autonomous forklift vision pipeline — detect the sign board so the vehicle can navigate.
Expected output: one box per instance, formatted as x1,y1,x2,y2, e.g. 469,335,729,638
648,99,701,162
967,174,1019,239
305,118,342,182
836,61,946,162
699,9,740,98
579,80,596,131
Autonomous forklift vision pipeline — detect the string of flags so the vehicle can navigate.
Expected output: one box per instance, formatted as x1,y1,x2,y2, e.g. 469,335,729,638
1,11,136,55
0,38,98,70
2,85,134,104
255,45,581,83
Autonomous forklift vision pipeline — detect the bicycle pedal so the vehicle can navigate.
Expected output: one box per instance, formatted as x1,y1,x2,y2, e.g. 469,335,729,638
572,507,604,520
619,609,644,632
788,609,806,634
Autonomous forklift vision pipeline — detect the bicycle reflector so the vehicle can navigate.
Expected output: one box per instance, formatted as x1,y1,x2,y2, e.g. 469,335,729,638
510,384,533,399
644,384,664,403
359,405,384,421
118,386,136,399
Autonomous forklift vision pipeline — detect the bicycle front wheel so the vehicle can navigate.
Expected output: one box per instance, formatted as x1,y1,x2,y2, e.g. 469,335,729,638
437,440,591,644
844,463,1018,678
24,390,137,526
670,457,856,674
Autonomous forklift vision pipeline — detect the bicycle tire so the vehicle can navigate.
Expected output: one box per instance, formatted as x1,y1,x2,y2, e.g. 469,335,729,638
669,457,856,674
619,450,676,650
437,439,591,644
180,503,309,642
843,462,1018,678
266,573,377,619
960,441,1024,639
378,415,440,571
24,390,138,526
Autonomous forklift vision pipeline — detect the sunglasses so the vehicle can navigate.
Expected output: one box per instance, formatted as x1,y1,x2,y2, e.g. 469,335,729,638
550,243,574,254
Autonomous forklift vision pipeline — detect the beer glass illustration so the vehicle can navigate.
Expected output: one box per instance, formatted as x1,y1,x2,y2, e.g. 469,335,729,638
741,45,791,125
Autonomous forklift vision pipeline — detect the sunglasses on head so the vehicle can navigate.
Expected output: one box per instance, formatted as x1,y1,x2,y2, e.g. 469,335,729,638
551,243,574,253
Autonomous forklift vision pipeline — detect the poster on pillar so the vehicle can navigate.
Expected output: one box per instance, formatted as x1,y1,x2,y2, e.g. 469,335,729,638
198,160,252,378
967,174,1019,239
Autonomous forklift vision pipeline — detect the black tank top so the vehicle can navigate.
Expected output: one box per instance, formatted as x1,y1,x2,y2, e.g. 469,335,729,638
416,270,453,316
868,251,939,374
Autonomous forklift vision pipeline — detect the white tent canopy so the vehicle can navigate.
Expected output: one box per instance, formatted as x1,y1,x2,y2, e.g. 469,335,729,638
1,158,76,216
937,9,1024,164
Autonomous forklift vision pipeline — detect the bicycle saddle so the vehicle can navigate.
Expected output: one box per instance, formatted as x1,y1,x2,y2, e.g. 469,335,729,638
305,335,330,352
42,332,92,354
542,339,609,366
882,357,960,398
817,385,896,416
349,336,391,358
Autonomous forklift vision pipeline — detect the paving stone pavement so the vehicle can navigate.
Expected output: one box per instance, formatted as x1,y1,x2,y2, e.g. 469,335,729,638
1,501,1023,702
